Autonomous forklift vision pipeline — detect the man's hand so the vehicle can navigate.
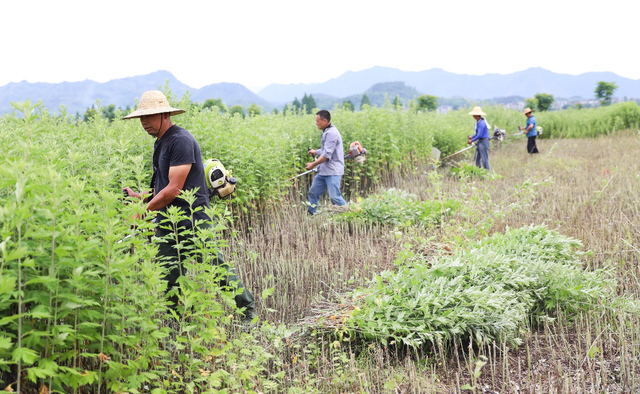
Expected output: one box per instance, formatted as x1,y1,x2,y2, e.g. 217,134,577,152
308,149,317,156
123,187,142,199
305,162,315,171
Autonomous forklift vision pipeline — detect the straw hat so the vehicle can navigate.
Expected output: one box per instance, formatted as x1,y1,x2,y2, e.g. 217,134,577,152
523,108,533,114
122,90,185,119
468,106,486,116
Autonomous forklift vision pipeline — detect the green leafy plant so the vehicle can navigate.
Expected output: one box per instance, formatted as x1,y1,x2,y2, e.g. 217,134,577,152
334,189,459,228
449,163,491,179
310,226,636,348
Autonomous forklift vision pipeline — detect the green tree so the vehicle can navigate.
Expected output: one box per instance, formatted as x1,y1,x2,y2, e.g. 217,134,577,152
574,103,583,110
392,95,402,108
291,97,301,113
101,104,116,122
83,105,99,122
417,95,438,112
534,93,554,111
247,103,262,117
306,94,317,114
342,100,355,112
301,93,316,114
228,105,245,118
202,98,226,113
594,81,618,106
525,98,539,111
360,94,371,109
272,107,279,115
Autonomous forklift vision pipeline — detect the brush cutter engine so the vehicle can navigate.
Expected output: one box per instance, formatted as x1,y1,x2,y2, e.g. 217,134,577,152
204,158,237,199
347,141,367,163
492,126,506,141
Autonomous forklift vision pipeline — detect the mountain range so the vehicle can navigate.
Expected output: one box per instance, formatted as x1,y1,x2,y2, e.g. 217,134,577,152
1,67,639,115
259,66,640,104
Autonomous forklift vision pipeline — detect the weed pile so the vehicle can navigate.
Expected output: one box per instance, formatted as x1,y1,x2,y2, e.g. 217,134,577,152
310,225,634,348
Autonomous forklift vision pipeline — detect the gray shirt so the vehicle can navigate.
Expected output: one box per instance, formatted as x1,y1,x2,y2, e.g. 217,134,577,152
316,124,345,176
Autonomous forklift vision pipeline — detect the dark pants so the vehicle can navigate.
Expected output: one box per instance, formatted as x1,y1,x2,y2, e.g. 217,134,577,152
474,139,490,170
156,222,256,319
527,136,539,154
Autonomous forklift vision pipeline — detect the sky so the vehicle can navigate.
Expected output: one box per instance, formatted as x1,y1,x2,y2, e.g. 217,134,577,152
2,0,638,92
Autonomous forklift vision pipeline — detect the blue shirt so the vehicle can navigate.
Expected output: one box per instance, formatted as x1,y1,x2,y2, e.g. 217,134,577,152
526,116,537,137
317,124,345,176
471,118,489,142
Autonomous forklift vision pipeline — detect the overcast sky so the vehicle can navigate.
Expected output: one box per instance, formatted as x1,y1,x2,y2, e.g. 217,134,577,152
2,0,637,92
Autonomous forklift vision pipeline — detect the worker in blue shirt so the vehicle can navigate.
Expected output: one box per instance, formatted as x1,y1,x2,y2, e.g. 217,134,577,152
467,106,490,170
519,108,539,154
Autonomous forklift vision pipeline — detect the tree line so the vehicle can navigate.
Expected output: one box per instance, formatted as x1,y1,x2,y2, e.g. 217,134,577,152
79,81,621,122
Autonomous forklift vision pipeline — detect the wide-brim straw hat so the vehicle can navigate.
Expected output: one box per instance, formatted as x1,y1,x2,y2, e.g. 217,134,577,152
523,107,533,114
122,90,185,119
468,106,486,116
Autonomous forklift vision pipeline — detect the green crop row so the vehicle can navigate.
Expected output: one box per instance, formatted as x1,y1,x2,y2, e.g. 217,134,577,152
3,97,639,213
535,102,640,138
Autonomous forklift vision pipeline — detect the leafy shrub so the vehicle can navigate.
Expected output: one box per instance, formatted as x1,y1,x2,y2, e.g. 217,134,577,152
449,163,490,178
334,188,459,227
535,102,640,138
319,226,631,348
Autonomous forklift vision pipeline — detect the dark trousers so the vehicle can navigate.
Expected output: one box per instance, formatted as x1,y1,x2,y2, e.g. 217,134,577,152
474,139,490,170
156,222,256,319
527,136,539,154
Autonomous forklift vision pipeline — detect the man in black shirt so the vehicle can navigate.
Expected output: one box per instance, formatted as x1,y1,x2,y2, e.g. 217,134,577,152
123,90,256,323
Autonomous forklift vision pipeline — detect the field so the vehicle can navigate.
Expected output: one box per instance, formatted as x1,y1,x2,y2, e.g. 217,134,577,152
231,132,640,393
1,99,640,393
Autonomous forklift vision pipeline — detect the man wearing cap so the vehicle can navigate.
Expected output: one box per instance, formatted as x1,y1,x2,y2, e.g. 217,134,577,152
468,106,490,170
519,108,539,154
122,90,256,323
306,109,348,215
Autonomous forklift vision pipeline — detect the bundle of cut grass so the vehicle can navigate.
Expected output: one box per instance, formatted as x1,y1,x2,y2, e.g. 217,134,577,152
307,226,633,347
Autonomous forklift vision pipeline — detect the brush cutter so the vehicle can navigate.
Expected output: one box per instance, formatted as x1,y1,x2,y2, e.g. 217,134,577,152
204,158,237,199
117,215,157,244
516,125,543,136
287,147,318,181
346,141,367,163
287,167,318,181
491,126,506,141
442,142,477,161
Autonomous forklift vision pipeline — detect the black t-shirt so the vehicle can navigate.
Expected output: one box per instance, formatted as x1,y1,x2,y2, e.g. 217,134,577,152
153,125,210,226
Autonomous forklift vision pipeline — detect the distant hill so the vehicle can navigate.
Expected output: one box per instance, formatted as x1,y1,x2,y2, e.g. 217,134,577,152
3,67,639,116
0,71,270,115
191,82,271,109
309,81,423,110
258,66,640,104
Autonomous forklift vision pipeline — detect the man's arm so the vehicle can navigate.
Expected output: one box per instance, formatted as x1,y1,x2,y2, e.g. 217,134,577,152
470,121,482,142
123,187,152,202
147,164,192,212
305,155,328,170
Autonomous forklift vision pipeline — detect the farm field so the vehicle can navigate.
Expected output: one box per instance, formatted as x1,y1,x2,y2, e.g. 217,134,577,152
229,132,640,393
1,99,640,393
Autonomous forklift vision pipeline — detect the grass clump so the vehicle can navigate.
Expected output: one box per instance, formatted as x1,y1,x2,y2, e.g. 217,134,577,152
314,225,630,348
449,162,503,179
334,188,459,228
